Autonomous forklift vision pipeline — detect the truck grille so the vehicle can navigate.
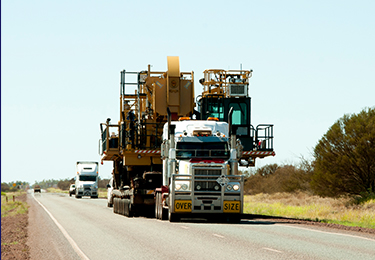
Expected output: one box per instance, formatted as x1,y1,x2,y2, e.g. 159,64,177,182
83,184,91,190
194,168,222,192
195,169,221,176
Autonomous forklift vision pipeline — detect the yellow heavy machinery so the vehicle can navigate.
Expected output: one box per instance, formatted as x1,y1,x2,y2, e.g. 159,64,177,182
197,69,275,166
100,57,275,220
100,57,195,216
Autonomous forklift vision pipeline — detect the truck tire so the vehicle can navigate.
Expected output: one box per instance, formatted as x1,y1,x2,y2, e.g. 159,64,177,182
168,211,179,222
162,208,168,221
113,198,118,213
124,199,129,216
127,199,133,217
157,194,167,220
155,194,159,219
121,199,125,215
155,193,161,219
75,190,81,199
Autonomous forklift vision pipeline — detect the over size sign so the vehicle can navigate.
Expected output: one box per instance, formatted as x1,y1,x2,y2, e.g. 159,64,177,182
174,200,192,212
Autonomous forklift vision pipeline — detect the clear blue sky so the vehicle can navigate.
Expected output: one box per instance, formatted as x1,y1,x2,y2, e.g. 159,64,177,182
2,0,375,185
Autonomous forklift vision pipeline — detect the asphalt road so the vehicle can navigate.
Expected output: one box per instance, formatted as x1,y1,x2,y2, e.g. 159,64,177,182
28,191,375,260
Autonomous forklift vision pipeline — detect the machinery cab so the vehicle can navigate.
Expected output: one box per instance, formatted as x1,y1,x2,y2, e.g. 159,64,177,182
197,69,274,166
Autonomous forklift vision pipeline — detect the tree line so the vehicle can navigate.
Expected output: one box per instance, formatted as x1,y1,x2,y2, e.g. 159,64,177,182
3,108,374,198
244,107,375,198
1,178,111,192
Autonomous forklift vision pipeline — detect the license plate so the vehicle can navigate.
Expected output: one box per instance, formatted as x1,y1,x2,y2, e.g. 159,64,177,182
174,200,192,213
223,201,241,213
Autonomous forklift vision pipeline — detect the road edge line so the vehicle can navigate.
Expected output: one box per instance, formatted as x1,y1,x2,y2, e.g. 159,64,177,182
33,195,90,260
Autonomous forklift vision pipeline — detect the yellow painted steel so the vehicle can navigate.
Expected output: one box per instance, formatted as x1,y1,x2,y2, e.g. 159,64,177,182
167,56,180,77
100,57,195,174
201,69,252,98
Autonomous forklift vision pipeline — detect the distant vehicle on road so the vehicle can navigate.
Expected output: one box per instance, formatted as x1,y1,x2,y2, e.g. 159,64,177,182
69,184,76,197
34,185,41,193
107,178,114,207
75,161,99,199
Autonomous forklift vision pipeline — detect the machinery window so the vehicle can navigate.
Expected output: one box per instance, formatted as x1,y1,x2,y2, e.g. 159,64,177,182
206,100,224,120
229,103,247,125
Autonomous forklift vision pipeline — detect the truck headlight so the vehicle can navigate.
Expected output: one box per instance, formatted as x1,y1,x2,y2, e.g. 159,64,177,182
175,181,190,191
226,183,240,192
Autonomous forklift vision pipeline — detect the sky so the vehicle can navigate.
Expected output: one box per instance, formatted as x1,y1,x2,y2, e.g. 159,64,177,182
2,0,375,185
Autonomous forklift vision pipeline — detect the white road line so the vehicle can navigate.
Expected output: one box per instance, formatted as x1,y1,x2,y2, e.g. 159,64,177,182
180,226,189,229
280,224,375,242
263,247,283,253
33,196,90,260
213,233,225,238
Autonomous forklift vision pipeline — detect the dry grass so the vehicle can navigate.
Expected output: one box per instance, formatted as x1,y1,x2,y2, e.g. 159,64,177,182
46,187,68,193
98,188,107,198
244,192,375,229
1,191,29,217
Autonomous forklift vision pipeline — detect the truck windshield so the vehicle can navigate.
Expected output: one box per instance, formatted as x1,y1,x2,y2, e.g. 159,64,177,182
79,175,96,182
176,142,229,159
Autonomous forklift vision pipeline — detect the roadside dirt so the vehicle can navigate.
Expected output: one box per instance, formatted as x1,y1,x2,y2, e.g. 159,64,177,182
1,193,30,260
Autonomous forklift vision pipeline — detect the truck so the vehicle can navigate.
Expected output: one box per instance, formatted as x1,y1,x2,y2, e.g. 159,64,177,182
99,57,274,221
34,185,41,193
75,161,99,199
155,113,244,222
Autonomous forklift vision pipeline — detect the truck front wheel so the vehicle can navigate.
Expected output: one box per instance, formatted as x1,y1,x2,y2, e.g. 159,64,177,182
168,211,179,222
155,193,159,219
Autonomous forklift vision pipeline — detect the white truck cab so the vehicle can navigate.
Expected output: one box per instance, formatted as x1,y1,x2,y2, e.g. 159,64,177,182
158,118,244,222
75,161,99,199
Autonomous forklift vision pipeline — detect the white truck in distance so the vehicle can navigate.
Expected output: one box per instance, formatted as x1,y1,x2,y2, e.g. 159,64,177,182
75,161,99,199
155,117,244,222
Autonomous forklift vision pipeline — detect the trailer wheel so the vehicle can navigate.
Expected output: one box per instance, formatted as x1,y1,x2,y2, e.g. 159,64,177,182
113,198,118,214
124,199,128,216
125,199,133,217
